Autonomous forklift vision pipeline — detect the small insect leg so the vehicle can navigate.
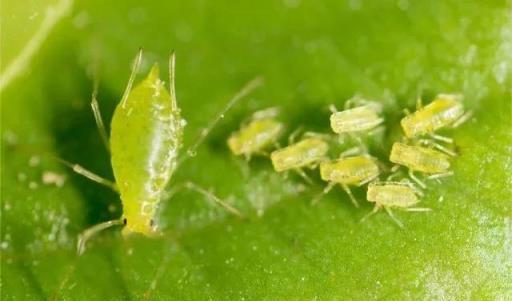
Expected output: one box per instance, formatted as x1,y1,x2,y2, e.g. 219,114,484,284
405,207,432,212
311,182,335,205
288,126,304,145
77,219,124,255
341,184,359,208
293,168,313,185
451,110,473,128
349,133,368,153
329,104,338,113
360,205,380,223
339,146,362,158
384,207,404,228
426,171,454,180
90,85,110,152
408,169,426,189
58,158,118,192
121,48,143,108
183,181,245,219
415,95,423,110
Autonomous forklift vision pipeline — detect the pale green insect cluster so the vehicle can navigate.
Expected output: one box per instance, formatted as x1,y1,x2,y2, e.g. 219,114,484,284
227,93,472,227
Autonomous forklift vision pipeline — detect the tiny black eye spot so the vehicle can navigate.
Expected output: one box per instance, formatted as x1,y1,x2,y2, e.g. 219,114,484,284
123,218,127,225
150,219,155,227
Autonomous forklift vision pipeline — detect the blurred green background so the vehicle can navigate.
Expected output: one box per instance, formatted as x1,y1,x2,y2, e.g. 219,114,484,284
1,0,511,300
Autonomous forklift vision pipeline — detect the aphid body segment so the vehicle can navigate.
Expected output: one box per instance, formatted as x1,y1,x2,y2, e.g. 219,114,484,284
390,142,450,174
227,108,284,160
401,93,470,139
363,181,430,228
270,137,328,172
330,104,383,134
316,155,380,207
110,64,183,236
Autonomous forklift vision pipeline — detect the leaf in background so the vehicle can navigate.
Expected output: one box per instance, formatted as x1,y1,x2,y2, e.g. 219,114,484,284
1,0,511,300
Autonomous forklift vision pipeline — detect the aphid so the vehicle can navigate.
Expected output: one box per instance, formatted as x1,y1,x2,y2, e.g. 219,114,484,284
401,93,472,154
313,150,380,207
329,96,384,151
389,142,452,189
361,180,431,228
227,107,284,160
63,50,262,254
270,130,330,183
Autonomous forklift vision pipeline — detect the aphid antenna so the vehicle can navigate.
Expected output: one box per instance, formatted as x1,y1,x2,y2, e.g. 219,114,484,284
56,157,118,192
426,171,454,180
293,168,313,185
328,104,338,113
428,133,453,144
408,169,426,189
120,48,143,108
405,207,432,212
77,219,125,255
418,139,457,156
451,110,473,128
251,106,280,120
288,126,304,145
178,76,264,166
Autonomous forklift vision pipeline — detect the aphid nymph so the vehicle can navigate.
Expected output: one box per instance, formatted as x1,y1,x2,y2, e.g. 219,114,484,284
361,180,431,228
313,149,380,207
329,96,384,151
270,130,330,183
63,50,261,254
389,142,452,189
227,107,284,160
400,93,472,155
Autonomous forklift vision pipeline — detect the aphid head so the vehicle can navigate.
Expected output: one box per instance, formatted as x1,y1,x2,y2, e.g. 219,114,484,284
121,215,158,237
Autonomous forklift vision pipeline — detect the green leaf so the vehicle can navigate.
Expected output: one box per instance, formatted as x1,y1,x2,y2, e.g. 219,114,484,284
2,0,511,300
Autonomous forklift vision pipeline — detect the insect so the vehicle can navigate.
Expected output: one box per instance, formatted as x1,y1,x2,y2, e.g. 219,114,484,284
329,96,384,152
62,50,262,254
389,142,452,189
400,93,472,155
360,180,431,228
270,130,330,183
313,149,380,207
227,107,284,161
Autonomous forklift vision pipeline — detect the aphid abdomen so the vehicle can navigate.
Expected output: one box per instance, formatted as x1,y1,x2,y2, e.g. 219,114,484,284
319,156,379,185
367,183,419,208
389,142,450,173
270,138,328,172
330,106,382,134
401,95,464,138
227,118,283,156
110,64,184,236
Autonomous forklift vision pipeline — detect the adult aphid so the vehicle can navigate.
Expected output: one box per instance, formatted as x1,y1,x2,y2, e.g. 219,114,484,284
313,148,380,207
227,107,284,161
270,129,330,184
360,180,431,228
329,96,384,152
389,142,452,189
63,50,262,254
401,93,472,155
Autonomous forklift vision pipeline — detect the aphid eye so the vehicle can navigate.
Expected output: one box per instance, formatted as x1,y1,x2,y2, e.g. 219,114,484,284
122,218,127,225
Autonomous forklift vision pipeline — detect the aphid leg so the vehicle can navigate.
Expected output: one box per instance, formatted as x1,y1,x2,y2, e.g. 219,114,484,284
182,76,264,161
403,108,411,116
329,104,338,113
415,95,423,110
339,146,361,158
391,164,400,173
430,141,457,157
451,110,473,128
360,205,380,223
408,169,426,189
311,182,335,205
367,124,385,137
399,178,424,197
288,126,304,145
341,184,359,208
77,219,124,255
293,168,313,185
358,174,379,187
120,48,143,108
252,106,280,120
428,133,453,144
427,171,454,180
58,158,118,192
384,207,404,228
349,133,368,153
405,207,432,212
183,181,245,218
